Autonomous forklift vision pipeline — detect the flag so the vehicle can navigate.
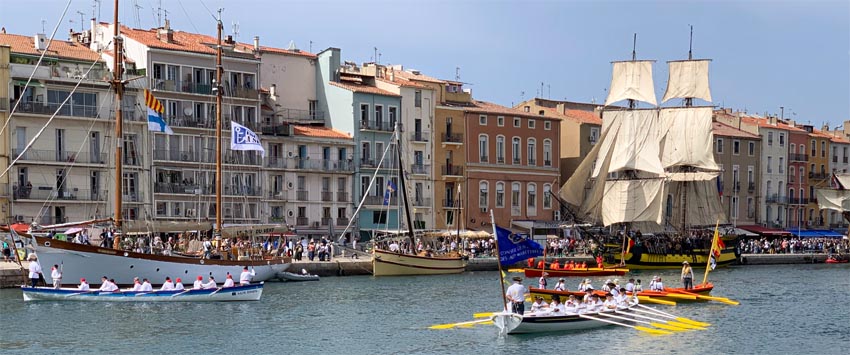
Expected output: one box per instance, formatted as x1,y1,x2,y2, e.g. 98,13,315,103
626,237,634,254
709,255,717,270
495,225,543,265
712,228,723,257
144,89,173,134
383,181,397,205
230,121,265,157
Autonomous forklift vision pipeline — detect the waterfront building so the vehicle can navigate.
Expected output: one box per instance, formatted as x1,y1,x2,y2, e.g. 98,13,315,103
712,121,761,226
786,123,810,230
0,43,10,223
826,130,850,228
800,126,832,228
2,31,148,225
316,49,403,240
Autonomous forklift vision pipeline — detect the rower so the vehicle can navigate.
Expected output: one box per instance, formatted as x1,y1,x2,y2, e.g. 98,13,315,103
564,260,574,270
553,278,567,291
140,278,153,292
527,258,534,268
587,294,603,312
160,277,175,291
615,287,628,306
602,293,618,311
625,278,636,292
530,296,549,313
130,277,143,292
223,274,235,288
564,295,580,313
536,259,545,269
595,255,604,268
50,264,62,289
608,283,620,297
77,278,90,291
582,288,595,303
649,276,658,291
601,279,612,292
551,259,561,270
202,276,217,289
579,261,587,269
193,276,204,290
549,296,565,315
174,278,185,290
634,279,643,292
239,266,255,285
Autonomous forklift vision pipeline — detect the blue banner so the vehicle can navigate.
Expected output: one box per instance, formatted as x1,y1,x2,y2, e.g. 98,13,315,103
496,225,543,265
383,181,397,205
230,121,265,158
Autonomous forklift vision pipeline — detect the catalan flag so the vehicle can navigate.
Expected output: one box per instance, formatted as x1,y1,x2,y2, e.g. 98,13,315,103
144,89,173,134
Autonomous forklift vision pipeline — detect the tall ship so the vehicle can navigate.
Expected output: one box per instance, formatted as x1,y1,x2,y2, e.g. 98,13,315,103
22,2,291,285
816,173,850,237
559,34,736,269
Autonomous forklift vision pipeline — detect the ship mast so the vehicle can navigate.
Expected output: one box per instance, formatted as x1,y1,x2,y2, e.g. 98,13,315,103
215,14,223,238
111,0,124,230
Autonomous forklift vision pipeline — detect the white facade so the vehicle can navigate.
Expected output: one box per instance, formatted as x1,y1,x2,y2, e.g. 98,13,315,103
759,126,789,228
258,48,319,121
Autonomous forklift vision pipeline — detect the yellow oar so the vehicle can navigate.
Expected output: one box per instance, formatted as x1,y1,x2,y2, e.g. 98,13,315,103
652,292,698,300
617,311,706,331
457,320,494,328
667,321,706,330
596,312,688,332
634,305,711,327
579,313,671,335
507,268,524,273
638,296,677,306
674,290,740,305
429,318,491,330
473,312,495,318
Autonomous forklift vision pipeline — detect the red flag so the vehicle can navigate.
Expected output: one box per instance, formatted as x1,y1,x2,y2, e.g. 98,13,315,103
712,229,723,257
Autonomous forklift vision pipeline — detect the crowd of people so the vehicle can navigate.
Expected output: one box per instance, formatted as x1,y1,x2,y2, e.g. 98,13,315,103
505,276,638,317
738,237,850,255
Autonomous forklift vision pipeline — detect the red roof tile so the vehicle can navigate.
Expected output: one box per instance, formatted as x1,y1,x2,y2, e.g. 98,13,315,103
376,76,431,89
534,107,601,125
713,122,760,139
0,33,101,62
461,100,561,121
119,26,256,57
293,125,352,139
394,70,445,84
328,81,401,97
259,45,316,58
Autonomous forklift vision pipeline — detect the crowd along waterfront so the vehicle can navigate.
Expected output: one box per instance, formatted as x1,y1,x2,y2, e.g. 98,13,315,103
1,263,848,354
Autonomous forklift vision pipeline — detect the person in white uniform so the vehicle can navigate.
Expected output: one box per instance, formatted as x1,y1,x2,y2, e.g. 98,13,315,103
602,294,618,311
130,277,143,292
140,279,153,292
77,278,90,291
50,264,62,289
202,276,217,289
173,278,185,290
553,278,567,291
193,276,204,290
160,277,175,291
548,296,565,316
27,254,42,288
240,267,255,285
222,274,235,288
530,297,549,313
505,276,529,314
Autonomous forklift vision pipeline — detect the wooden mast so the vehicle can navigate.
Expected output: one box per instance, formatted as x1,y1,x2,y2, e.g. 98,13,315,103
111,0,124,230
214,15,223,238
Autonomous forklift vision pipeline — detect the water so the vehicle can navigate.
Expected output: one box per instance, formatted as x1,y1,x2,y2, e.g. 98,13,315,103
1,264,848,354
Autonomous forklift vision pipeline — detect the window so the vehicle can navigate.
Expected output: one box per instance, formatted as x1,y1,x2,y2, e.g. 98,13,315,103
767,156,772,173
716,138,724,153
590,127,599,144
730,196,739,219
543,184,552,209
767,132,773,145
479,181,489,208
544,121,551,130
496,182,505,207
811,140,816,156
389,107,397,128
527,183,536,208
527,138,536,166
779,157,784,173
800,145,805,154
479,115,487,125
511,182,521,207
513,117,521,127
375,105,383,128
733,140,740,155
414,90,422,107
779,133,785,147
496,136,505,163
497,116,504,126
821,141,826,157
528,120,536,129
360,104,369,124
543,139,552,166
479,134,489,162
373,211,387,224
512,137,521,164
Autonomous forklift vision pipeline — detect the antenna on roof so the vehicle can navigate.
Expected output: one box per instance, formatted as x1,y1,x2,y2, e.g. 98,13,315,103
287,40,297,51
455,66,460,81
41,19,46,33
132,1,143,28
157,0,162,27
75,11,85,31
231,21,240,39
373,47,378,63
309,40,313,53
92,0,101,22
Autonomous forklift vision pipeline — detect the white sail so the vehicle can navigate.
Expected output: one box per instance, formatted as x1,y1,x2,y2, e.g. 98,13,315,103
592,109,664,177
560,125,611,206
605,60,657,106
666,171,720,181
816,189,850,212
668,180,727,226
834,174,850,189
662,59,712,103
601,179,665,226
659,107,719,172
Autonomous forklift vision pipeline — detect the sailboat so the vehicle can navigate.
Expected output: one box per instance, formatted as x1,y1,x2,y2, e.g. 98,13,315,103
25,2,290,288
560,33,736,270
816,173,850,241
368,126,467,276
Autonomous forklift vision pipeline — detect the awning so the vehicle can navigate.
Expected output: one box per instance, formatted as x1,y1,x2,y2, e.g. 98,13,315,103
13,79,45,88
812,230,845,238
786,230,822,238
738,225,792,237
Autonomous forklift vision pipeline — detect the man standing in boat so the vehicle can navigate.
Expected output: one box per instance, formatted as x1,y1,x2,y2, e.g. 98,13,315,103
506,276,529,314
681,261,694,290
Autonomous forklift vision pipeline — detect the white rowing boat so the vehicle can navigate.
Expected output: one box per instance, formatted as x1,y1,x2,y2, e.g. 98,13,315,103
21,282,264,302
491,302,639,334
278,271,320,282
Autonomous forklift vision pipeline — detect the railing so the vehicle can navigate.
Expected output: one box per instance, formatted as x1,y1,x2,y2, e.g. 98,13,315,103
413,198,432,207
767,168,773,174
789,153,808,162
441,165,463,176
337,192,349,202
268,107,325,122
12,149,107,164
336,217,350,226
479,155,489,163
442,199,461,208
748,182,755,192
442,133,463,143
321,191,333,202
165,115,216,129
528,158,536,166
732,181,741,192
513,158,521,164
153,149,261,166
497,157,505,164
12,185,105,201
844,157,849,164
360,120,395,132
360,159,398,170
766,195,788,204
14,100,98,118
833,156,838,163
544,159,552,167
788,175,796,184
39,216,68,225
124,193,144,202
296,190,309,201
410,131,430,142
809,172,828,180
268,190,288,199
410,164,430,175
229,86,259,100
321,217,333,226
511,205,521,216
296,217,309,226
266,157,354,172
153,183,261,196
364,195,397,205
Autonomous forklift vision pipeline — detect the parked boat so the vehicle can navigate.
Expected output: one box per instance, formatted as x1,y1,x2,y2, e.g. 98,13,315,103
825,256,848,264
606,243,737,270
372,248,466,276
522,267,627,278
21,283,263,302
278,271,320,282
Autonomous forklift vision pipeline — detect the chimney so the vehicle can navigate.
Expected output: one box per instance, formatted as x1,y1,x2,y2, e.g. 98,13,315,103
389,68,395,82
556,103,567,115
253,36,260,52
225,35,234,45
1,27,5,34
157,19,174,43
769,115,777,126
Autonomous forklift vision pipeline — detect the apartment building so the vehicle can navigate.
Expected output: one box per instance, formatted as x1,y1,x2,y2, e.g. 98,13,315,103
0,44,10,223
712,122,761,226
803,126,832,228
786,124,809,229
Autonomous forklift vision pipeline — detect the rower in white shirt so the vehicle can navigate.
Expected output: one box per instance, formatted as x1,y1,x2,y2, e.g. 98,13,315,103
130,277,143,291
553,278,566,291
202,276,217,289
140,279,153,292
548,296,565,316
564,295,580,314
77,278,90,291
160,277,175,291
99,277,118,292
50,264,62,289
239,267,255,285
624,278,636,292
530,297,548,313
602,294,618,311
193,276,204,289
222,274,235,288
174,278,185,290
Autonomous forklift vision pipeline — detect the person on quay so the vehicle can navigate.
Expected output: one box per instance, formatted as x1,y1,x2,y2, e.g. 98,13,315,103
50,264,62,289
27,254,42,288
223,274,235,288
530,296,549,313
240,266,255,285
202,276,217,289
549,296,565,316
625,278,636,293
505,276,530,315
140,278,153,292
538,272,548,289
681,261,694,290
160,277,175,291
77,278,90,291
193,276,204,290
130,277,143,291
553,278,567,291
173,278,185,290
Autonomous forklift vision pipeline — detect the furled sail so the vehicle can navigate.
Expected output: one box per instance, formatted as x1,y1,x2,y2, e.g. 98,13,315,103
662,59,712,103
592,109,664,177
659,106,719,173
816,189,850,212
605,60,658,106
667,180,727,226
560,125,612,206
600,179,665,226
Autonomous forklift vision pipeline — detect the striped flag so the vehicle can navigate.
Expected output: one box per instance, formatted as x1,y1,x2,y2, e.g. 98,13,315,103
144,89,173,135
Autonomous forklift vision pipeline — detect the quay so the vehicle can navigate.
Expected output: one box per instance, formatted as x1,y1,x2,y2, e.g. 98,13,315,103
738,253,834,265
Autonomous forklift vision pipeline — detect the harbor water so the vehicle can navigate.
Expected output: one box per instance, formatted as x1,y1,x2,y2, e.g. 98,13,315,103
1,264,848,354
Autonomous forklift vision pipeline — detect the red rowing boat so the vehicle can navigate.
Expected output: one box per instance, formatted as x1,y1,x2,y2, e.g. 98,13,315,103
523,267,628,278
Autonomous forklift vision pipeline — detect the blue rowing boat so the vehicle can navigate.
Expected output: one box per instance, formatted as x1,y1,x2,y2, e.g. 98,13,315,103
21,282,264,302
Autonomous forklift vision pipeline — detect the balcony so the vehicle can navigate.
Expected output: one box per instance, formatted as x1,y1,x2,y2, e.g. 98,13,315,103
360,120,395,132
441,165,463,177
479,155,489,163
497,157,505,164
789,198,810,205
413,198,432,207
321,191,333,202
39,216,68,225
336,217,350,226
809,172,828,180
364,195,397,206
154,182,209,195
12,149,107,165
528,158,537,166
748,182,755,192
296,217,309,226
14,100,98,119
511,205,521,216
442,133,463,144
442,199,462,208
164,114,216,129
513,158,521,165
732,181,741,193
0,97,9,111
337,192,349,202
267,107,325,123
788,175,796,184
321,217,333,226
410,164,430,175
296,190,309,201
789,153,808,162
544,159,552,167
268,190,288,199
124,193,144,202
360,158,398,170
12,185,105,202
229,86,259,100
766,194,788,204
266,158,354,172
410,131,430,143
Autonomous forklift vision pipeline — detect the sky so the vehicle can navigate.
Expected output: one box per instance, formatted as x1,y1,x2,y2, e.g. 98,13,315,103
1,0,848,127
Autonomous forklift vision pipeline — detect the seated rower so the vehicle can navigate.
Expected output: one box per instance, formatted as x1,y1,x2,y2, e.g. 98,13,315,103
579,261,587,269
99,278,119,292
160,277,175,291
130,277,143,292
173,278,185,290
588,294,604,312
615,288,628,306
602,293,618,311
202,276,217,289
536,260,545,269
651,276,664,291
564,261,573,270
582,288,595,303
527,258,534,268
77,278,90,291
564,295,580,313
625,278,636,292
530,296,549,313
223,274,235,288
601,279,612,292
193,276,204,290
549,296,565,316
553,278,567,291
140,278,153,292
608,283,620,297
240,266,255,286
550,260,561,270
595,255,604,268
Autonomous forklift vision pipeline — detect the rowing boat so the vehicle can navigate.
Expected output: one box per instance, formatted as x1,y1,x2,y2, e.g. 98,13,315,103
530,282,714,303
491,302,639,334
523,267,628,278
21,282,264,302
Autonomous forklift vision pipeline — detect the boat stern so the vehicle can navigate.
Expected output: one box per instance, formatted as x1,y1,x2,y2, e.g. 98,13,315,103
491,312,523,334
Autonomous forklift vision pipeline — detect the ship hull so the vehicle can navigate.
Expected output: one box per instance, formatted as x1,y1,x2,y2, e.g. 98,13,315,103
372,249,466,276
33,237,290,286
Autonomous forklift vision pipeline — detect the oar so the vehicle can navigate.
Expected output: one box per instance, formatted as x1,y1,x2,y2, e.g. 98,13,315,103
635,304,710,327
507,268,524,273
615,310,706,330
63,290,95,298
578,313,670,335
473,312,495,318
170,290,191,298
210,287,223,295
429,319,492,330
672,290,740,305
638,296,676,306
457,320,494,328
595,311,689,332
641,291,698,300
